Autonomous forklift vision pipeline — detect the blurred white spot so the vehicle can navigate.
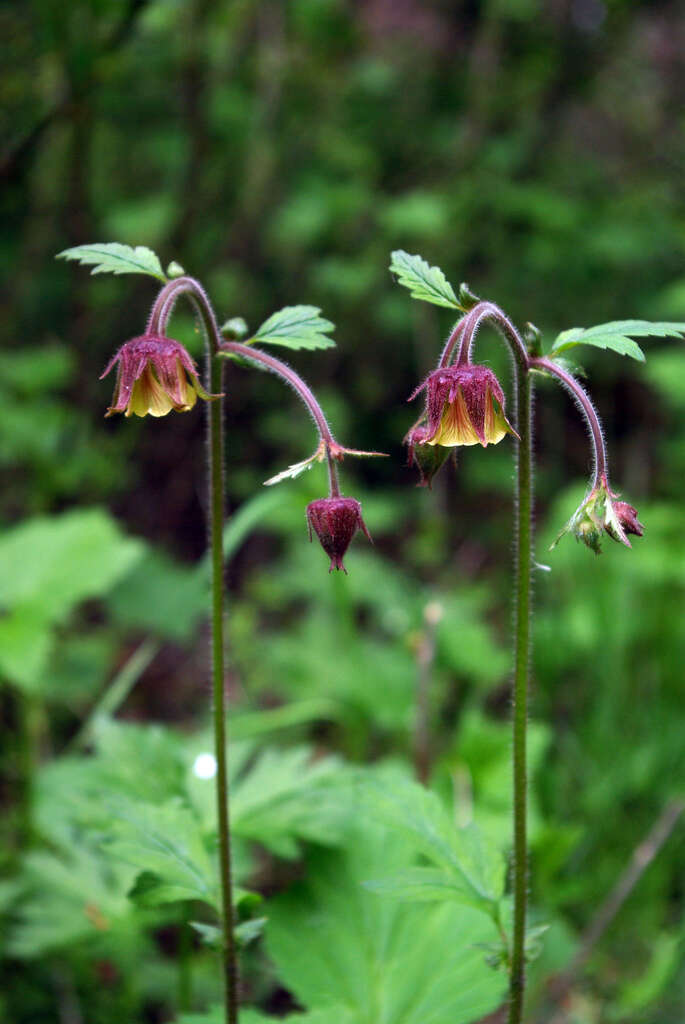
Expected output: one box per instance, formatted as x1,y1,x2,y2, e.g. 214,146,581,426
193,752,217,779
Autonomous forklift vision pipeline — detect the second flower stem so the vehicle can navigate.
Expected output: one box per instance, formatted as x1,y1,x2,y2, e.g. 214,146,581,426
509,362,533,1024
208,354,238,1024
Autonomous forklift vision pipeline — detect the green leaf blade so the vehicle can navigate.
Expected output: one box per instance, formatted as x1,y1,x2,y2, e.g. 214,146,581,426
265,825,506,1024
550,320,685,362
252,306,336,351
389,250,461,310
57,243,166,282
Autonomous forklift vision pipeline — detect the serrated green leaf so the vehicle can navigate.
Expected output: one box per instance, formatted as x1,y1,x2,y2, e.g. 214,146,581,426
363,866,479,904
360,774,505,913
389,250,462,309
105,797,218,908
252,305,335,350
231,746,351,858
266,825,506,1024
550,320,685,362
57,242,166,281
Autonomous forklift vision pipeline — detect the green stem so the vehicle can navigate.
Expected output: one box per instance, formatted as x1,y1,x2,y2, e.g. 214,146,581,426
509,363,533,1024
445,299,533,1019
209,353,238,1024
150,275,239,1022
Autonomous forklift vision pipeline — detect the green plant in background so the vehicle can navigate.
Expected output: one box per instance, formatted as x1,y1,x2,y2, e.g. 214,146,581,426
58,242,380,1024
391,249,685,1024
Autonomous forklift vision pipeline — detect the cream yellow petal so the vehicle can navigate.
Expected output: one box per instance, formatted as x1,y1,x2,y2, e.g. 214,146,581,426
127,367,175,417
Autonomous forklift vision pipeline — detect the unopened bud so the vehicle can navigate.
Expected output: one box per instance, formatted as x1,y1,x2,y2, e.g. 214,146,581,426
220,318,249,341
458,282,480,311
306,496,372,573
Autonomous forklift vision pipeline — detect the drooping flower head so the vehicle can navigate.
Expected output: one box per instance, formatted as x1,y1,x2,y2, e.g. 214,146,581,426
404,423,452,488
553,476,644,554
101,335,216,418
409,363,518,448
306,497,372,573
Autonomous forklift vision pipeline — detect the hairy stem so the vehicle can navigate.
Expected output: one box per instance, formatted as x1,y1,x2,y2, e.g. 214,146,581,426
209,352,238,1024
460,301,532,1022
509,363,533,1024
440,301,530,369
531,357,607,487
220,340,341,497
149,276,238,1022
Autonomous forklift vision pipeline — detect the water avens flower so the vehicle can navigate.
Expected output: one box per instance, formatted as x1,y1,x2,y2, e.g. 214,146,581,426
306,496,372,573
409,363,517,448
101,335,214,417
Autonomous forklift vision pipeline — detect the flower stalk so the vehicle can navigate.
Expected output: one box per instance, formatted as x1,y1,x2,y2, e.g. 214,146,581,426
405,292,644,1022
510,357,532,1024
141,276,239,1023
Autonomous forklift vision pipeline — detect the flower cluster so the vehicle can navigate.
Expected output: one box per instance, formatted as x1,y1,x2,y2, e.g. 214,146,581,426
102,329,374,572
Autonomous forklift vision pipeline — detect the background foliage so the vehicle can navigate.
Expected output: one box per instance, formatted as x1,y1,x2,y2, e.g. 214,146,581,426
2,1,684,1022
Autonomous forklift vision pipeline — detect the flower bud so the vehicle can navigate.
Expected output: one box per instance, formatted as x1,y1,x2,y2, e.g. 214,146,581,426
553,478,644,554
306,497,372,573
607,501,644,541
100,335,217,418
409,363,518,449
405,424,451,488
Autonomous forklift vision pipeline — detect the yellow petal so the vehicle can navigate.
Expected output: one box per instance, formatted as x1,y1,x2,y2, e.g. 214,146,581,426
428,390,482,447
126,367,174,417
483,392,509,445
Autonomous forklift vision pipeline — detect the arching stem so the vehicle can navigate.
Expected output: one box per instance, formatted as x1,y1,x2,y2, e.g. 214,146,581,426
220,340,341,498
531,356,608,488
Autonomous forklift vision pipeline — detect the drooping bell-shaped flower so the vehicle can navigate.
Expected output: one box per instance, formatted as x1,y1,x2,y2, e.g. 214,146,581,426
409,363,517,448
306,496,372,573
101,335,216,418
553,476,644,554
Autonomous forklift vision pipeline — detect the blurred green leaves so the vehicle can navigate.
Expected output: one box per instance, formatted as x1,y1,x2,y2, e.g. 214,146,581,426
0,508,142,692
360,772,506,918
265,824,506,1024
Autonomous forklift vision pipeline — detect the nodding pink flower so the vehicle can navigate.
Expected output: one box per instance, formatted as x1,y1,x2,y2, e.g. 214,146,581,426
404,423,451,488
100,335,216,418
409,363,518,448
306,497,372,573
